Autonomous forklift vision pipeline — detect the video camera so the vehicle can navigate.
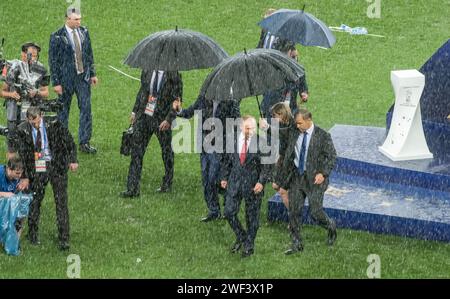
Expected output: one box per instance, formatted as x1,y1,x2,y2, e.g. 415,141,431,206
39,98,63,113
11,60,49,100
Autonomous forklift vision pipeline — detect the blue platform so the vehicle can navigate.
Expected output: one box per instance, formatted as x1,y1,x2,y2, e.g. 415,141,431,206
268,125,450,242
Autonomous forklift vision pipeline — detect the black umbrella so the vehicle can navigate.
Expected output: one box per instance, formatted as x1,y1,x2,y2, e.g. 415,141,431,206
199,48,305,117
124,27,229,71
258,8,336,48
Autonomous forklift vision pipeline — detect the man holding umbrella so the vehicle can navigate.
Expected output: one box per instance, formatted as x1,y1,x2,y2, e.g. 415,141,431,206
172,93,240,222
121,28,229,197
121,70,182,197
257,8,293,51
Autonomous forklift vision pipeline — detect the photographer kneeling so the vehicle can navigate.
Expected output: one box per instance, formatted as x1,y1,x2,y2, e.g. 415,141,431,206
0,42,49,156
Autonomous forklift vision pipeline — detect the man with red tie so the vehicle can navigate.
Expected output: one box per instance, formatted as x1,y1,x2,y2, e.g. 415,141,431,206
220,116,271,257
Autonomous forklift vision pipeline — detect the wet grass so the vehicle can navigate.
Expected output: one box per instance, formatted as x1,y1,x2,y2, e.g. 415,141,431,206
0,0,449,278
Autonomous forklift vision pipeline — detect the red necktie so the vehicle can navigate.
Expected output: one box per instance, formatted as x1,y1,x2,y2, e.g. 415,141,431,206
240,138,248,165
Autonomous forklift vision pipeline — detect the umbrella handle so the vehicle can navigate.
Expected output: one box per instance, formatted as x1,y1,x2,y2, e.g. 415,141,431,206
255,95,263,119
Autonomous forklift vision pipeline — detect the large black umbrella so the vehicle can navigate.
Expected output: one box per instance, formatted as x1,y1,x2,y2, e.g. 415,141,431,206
199,48,305,116
258,8,336,48
124,27,229,71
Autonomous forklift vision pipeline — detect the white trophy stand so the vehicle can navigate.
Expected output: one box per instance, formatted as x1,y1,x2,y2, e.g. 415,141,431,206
379,70,433,161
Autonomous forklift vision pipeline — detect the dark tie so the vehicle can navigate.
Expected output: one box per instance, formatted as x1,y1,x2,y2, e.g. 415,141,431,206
35,129,42,152
298,132,308,175
72,29,84,73
240,138,248,165
151,71,159,97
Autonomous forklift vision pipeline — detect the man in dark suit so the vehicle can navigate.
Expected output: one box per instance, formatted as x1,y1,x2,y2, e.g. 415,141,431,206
173,95,240,222
12,106,78,250
48,6,98,154
220,116,271,257
257,8,293,51
120,70,182,197
277,109,337,255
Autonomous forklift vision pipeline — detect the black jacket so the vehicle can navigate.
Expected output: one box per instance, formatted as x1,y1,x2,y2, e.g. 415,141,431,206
220,135,271,196
257,29,293,51
12,118,77,178
49,26,96,87
133,70,183,124
277,125,336,191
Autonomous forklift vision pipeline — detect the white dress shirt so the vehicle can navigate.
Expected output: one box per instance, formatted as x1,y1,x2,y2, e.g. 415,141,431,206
65,24,82,49
149,70,165,95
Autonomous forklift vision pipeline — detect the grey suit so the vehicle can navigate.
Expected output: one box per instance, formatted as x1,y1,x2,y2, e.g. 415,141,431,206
278,125,337,243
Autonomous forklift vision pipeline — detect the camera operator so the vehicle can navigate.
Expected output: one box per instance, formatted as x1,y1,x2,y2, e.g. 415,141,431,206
0,42,49,153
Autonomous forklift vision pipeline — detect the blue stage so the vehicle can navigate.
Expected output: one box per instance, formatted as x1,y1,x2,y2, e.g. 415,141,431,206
268,39,450,242
268,125,450,242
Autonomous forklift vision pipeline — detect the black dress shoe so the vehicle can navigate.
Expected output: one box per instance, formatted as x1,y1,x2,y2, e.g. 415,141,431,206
27,234,41,246
79,143,97,154
284,243,304,255
200,214,221,222
327,221,337,246
120,190,140,198
156,185,171,193
58,241,70,251
241,248,254,258
230,241,242,254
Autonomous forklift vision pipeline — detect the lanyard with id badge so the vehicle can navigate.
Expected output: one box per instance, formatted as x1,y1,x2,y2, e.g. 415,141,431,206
33,127,47,173
145,95,157,116
145,71,163,117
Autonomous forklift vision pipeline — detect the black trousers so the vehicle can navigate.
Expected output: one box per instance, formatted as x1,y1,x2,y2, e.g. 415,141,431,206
127,116,174,193
200,152,221,216
224,183,263,252
28,163,70,243
288,171,332,243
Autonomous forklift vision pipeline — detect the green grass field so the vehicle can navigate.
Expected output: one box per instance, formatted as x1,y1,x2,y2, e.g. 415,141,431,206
0,0,449,278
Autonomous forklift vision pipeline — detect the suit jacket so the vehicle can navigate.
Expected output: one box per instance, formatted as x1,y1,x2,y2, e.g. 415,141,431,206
278,125,336,191
261,75,308,119
220,135,271,197
49,26,96,87
12,118,77,179
177,96,240,151
133,70,183,124
261,85,299,119
257,29,293,51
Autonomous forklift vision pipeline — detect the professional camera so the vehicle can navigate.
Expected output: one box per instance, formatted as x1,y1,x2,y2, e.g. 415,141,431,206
11,61,47,100
39,98,63,113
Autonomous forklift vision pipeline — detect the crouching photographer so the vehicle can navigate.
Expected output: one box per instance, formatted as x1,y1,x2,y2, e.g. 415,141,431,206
0,42,50,154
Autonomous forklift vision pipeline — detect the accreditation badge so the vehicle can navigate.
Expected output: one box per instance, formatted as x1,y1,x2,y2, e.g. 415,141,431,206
20,102,31,120
34,152,47,173
145,95,157,116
